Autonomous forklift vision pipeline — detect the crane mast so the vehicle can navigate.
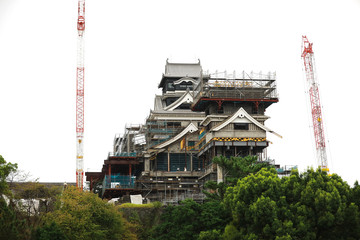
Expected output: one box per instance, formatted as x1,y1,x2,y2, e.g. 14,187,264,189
301,36,329,172
76,0,85,189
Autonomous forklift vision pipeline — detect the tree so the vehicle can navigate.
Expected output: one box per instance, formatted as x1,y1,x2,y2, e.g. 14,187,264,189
213,155,271,184
198,229,221,240
0,197,26,240
223,168,360,239
36,186,136,240
7,168,36,189
151,199,229,240
34,222,67,240
0,155,17,195
0,155,25,240
204,156,272,201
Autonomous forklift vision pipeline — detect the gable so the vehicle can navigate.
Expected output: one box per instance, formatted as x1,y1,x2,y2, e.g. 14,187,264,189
154,122,198,149
163,90,194,111
211,107,282,138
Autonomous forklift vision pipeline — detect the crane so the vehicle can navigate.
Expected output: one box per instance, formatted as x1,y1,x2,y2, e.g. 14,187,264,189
76,0,85,189
301,36,329,173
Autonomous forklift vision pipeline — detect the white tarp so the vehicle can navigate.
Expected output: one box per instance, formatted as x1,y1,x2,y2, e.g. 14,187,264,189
107,198,119,205
134,134,146,145
130,194,142,204
1,194,10,206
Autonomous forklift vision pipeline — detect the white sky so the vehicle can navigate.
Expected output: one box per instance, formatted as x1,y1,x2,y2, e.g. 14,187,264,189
1,0,360,185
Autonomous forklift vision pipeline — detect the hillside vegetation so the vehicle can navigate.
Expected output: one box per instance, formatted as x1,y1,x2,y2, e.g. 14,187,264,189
1,154,360,239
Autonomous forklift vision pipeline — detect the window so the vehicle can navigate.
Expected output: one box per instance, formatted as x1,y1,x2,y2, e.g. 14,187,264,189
175,82,193,91
234,123,249,130
188,141,195,147
167,82,174,90
167,122,181,128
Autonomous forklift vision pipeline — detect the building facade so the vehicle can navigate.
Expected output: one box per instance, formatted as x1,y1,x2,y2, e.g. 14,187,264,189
86,59,288,203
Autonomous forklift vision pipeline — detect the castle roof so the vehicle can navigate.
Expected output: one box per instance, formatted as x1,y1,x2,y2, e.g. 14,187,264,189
158,60,202,88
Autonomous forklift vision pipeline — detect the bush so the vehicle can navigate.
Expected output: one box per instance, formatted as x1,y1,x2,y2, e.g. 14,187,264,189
38,186,136,240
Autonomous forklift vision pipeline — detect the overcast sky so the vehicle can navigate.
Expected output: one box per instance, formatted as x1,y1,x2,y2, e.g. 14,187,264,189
1,0,359,185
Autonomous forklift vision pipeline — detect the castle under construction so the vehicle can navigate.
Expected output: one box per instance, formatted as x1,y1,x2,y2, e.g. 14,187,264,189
85,59,290,203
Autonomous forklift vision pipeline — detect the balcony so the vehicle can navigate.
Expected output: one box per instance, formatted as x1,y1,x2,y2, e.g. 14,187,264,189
102,174,136,190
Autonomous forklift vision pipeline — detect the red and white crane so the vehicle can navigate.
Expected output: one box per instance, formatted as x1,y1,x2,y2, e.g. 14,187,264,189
301,36,329,173
76,0,85,189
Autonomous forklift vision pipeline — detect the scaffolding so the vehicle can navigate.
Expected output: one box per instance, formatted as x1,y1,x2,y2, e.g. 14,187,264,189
192,70,278,110
146,121,184,148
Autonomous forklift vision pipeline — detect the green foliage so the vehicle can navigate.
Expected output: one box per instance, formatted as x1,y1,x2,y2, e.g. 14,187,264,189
151,199,201,240
213,155,271,184
204,156,272,201
120,201,163,240
35,222,67,240
14,182,61,200
203,181,227,201
0,198,25,240
222,224,241,240
224,168,360,239
151,201,162,209
0,155,25,240
151,199,229,240
3,153,360,240
0,155,17,195
38,186,136,240
198,229,221,240
118,202,156,208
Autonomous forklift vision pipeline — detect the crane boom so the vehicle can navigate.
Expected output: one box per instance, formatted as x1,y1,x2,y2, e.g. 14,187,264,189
76,0,85,189
301,36,329,172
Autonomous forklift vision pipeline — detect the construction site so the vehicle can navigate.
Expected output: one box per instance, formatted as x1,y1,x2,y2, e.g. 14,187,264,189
85,60,297,203
73,1,328,204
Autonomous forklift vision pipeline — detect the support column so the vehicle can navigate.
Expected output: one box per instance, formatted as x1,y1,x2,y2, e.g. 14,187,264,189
144,157,150,172
216,100,223,110
129,164,132,186
190,153,193,171
90,176,93,191
217,165,223,183
253,101,260,114
127,132,130,153
108,164,111,188
167,151,170,172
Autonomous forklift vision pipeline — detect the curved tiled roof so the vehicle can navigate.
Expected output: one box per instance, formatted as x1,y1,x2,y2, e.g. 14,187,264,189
154,122,198,149
163,90,194,111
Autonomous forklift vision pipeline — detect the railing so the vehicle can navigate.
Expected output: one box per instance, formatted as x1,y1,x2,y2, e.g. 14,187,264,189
206,86,277,99
207,70,276,80
276,165,297,174
108,152,137,157
103,174,136,189
148,128,178,133
192,71,278,103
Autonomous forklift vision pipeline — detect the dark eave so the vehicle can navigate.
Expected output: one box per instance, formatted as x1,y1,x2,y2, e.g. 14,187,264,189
191,97,279,111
